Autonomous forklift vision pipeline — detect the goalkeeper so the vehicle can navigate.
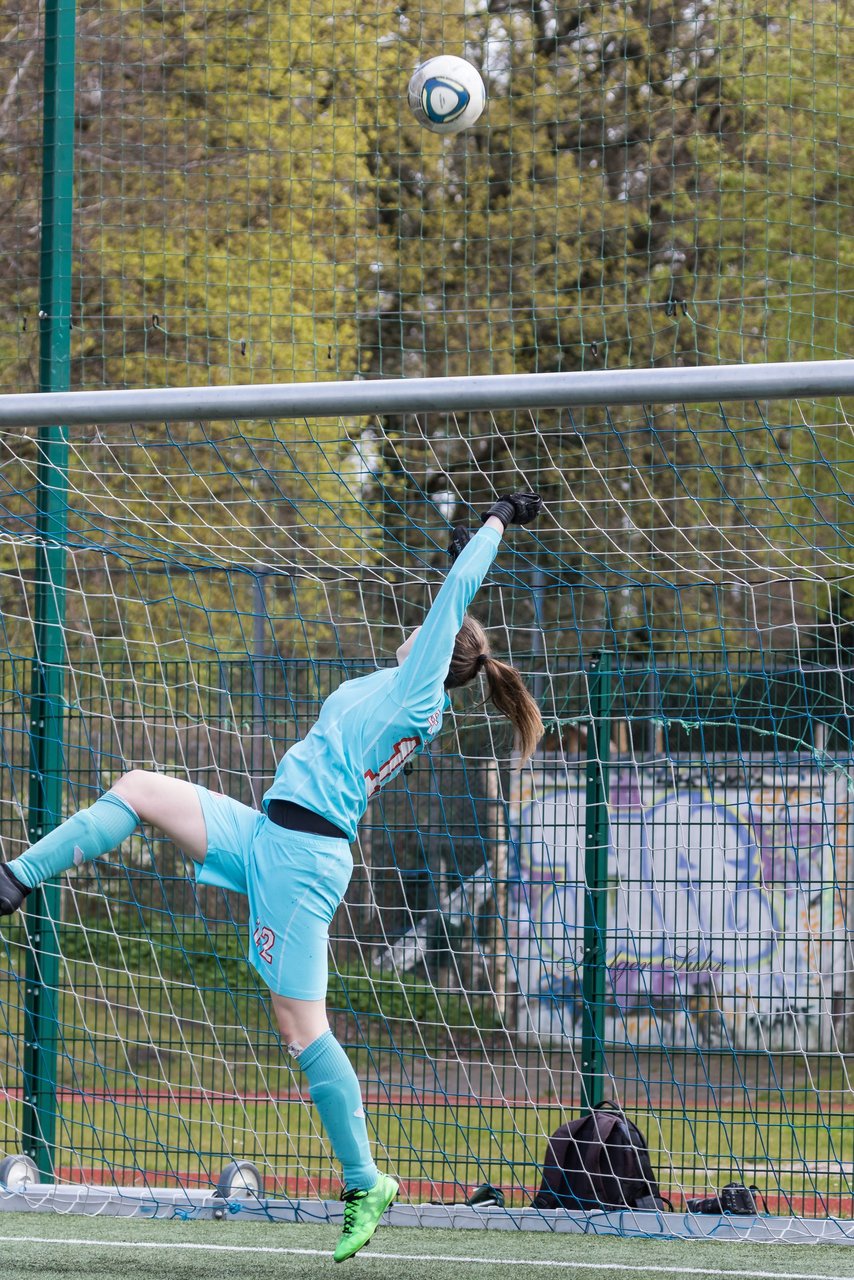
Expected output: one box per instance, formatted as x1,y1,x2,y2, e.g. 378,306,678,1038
0,493,544,1260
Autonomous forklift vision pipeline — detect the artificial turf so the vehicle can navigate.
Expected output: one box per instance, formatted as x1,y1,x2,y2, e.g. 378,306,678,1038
3,1211,854,1280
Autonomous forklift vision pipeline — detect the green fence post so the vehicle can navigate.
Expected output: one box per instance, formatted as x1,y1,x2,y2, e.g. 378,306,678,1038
22,0,77,1179
580,650,613,1113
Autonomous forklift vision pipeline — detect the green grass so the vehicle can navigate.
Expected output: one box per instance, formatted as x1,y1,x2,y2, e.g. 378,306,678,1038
3,1211,854,1280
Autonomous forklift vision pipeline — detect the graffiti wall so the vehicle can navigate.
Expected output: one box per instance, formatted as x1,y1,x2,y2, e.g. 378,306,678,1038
511,758,851,1051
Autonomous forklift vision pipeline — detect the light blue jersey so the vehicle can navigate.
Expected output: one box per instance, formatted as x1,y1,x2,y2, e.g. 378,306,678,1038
263,524,502,840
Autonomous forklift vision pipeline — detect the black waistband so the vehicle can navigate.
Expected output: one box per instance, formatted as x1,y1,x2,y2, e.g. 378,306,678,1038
266,799,348,841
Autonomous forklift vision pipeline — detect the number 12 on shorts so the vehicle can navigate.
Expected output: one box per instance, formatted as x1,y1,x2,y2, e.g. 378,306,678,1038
253,922,276,964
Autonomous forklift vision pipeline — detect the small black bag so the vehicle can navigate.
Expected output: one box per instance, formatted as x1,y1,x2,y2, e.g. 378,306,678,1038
533,1101,668,1212
687,1183,764,1215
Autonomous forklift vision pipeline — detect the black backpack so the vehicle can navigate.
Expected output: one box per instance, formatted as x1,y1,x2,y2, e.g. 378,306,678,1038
533,1101,668,1212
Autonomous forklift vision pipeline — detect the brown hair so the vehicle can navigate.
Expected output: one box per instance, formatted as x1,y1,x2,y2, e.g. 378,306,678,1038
444,615,544,764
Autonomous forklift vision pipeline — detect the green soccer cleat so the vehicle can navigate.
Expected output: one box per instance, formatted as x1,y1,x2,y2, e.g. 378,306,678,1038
333,1172,398,1263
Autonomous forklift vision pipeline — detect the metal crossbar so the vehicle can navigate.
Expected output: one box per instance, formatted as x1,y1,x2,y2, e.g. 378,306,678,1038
0,360,852,426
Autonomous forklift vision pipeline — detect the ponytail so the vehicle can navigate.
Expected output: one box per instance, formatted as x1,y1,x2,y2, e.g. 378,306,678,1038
445,614,544,764
482,655,544,765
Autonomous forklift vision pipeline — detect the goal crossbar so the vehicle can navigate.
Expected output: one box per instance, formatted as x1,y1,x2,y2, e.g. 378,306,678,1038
0,359,852,426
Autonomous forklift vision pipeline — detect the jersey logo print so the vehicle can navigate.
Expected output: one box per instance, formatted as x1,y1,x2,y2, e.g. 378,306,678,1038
364,736,419,798
427,710,441,737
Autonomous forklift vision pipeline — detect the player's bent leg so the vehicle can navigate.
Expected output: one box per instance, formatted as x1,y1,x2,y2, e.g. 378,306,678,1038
1,787,140,908
0,771,208,918
271,997,377,1191
270,993,397,1261
111,771,207,862
270,993,330,1052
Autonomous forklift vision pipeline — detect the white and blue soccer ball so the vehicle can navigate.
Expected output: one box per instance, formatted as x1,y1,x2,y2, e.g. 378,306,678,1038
407,55,486,135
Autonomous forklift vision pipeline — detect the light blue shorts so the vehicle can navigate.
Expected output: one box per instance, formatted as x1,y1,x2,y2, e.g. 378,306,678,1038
191,785,353,1001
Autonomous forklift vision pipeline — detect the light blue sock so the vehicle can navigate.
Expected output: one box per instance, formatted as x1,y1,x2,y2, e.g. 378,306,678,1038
8,791,140,890
298,1030,379,1192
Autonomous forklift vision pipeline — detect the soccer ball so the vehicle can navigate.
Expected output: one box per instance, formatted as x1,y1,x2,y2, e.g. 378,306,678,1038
407,56,486,135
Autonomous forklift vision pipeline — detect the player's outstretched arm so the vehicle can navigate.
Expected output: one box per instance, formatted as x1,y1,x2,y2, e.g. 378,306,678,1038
393,492,542,709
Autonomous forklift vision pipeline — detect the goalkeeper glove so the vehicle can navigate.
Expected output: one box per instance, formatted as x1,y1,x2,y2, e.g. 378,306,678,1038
482,492,543,529
448,525,473,563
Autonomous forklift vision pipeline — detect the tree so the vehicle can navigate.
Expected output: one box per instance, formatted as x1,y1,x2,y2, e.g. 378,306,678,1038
361,0,854,655
1,0,394,661
1,0,851,662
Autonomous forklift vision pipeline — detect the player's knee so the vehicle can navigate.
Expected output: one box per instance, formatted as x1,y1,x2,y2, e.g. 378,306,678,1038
272,996,328,1052
111,769,158,818
274,1004,302,1048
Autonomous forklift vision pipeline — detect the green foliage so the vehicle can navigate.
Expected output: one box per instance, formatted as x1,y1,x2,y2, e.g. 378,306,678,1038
71,0,381,390
362,1,852,376
358,0,854,653
4,1,850,385
330,962,503,1035
2,913,500,1080
0,0,852,660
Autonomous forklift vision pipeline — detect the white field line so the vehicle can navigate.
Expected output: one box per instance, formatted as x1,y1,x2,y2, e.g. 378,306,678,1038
699,1167,845,1175
0,1235,853,1279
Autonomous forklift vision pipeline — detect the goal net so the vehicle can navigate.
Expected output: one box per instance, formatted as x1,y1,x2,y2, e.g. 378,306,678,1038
1,369,853,1236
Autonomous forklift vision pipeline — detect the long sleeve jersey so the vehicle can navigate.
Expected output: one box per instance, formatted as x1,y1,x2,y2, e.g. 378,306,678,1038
263,524,501,840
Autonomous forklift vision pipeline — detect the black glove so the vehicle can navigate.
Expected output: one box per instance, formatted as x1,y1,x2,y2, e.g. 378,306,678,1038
482,492,543,529
448,525,473,563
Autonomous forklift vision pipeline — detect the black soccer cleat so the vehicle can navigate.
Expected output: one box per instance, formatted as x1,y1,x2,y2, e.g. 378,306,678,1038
0,863,31,917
